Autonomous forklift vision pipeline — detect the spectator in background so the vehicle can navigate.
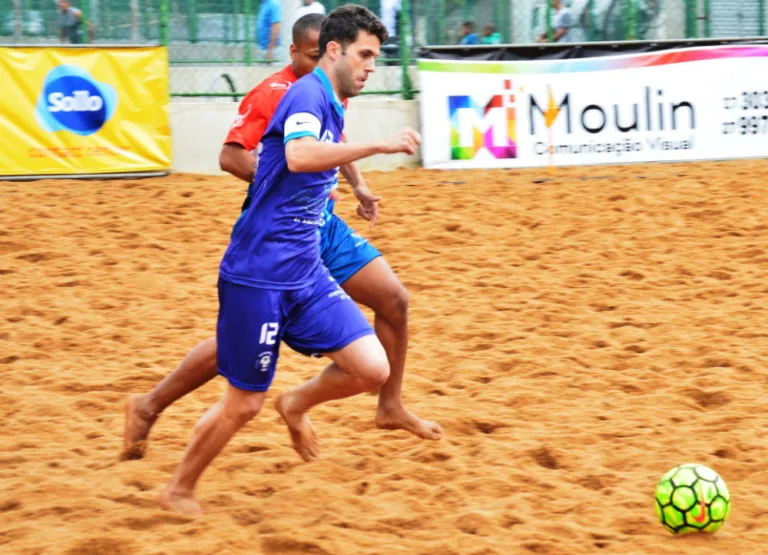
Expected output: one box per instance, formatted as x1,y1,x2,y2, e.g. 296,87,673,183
296,0,325,19
57,0,82,44
564,0,588,42
380,0,402,38
459,21,479,45
291,0,325,39
480,23,501,44
257,0,281,60
537,0,573,43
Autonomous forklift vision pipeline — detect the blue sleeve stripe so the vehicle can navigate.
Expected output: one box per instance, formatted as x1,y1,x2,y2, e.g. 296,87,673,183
284,130,318,144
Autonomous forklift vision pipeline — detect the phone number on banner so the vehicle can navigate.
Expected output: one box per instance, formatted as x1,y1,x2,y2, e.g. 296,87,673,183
722,91,768,135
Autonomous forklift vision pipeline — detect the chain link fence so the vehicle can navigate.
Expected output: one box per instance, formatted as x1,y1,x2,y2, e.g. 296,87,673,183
1,0,766,98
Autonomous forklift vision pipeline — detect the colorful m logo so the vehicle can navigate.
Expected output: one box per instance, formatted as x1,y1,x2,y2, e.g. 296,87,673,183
449,79,517,160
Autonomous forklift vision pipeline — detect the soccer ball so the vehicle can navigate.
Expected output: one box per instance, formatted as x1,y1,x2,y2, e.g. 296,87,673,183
654,464,730,534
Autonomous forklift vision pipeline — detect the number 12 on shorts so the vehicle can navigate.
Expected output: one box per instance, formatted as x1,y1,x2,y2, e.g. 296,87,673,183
260,323,279,345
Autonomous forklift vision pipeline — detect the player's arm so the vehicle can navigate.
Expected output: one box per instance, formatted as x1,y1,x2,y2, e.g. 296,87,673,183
338,135,365,188
285,130,419,173
339,162,362,186
337,136,381,227
219,143,257,183
281,87,419,173
220,91,271,183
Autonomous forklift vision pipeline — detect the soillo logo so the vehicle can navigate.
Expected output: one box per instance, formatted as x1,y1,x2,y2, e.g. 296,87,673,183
35,65,117,136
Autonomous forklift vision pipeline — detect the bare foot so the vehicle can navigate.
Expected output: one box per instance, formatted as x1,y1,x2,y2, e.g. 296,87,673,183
275,393,320,462
158,485,204,516
375,405,443,440
121,395,157,460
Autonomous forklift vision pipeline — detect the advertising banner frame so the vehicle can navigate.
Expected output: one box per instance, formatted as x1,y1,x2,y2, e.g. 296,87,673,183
418,39,768,170
0,45,171,180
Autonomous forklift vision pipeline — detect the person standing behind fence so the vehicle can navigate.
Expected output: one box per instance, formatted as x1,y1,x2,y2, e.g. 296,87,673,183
480,23,501,44
459,21,479,45
257,0,281,60
380,0,401,38
57,0,82,44
296,0,326,19
290,0,325,41
537,0,574,43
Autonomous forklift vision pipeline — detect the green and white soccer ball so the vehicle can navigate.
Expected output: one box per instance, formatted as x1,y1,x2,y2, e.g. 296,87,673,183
655,464,730,534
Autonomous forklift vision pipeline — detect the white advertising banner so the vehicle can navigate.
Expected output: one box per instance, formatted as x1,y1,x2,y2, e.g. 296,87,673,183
418,45,768,169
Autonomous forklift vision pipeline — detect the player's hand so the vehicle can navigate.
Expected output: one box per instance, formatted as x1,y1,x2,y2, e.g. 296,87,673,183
329,189,342,202
382,127,421,155
353,184,381,228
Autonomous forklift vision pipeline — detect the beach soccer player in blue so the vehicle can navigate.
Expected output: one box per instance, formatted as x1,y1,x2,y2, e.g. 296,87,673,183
159,5,425,516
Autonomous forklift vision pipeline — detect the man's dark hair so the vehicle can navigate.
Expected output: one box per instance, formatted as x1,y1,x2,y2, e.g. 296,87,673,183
319,4,388,57
293,13,325,45
463,20,475,30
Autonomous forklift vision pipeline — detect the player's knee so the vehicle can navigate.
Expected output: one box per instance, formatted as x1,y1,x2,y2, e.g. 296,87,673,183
361,364,389,392
238,397,264,421
379,282,409,328
359,346,390,391
225,391,265,424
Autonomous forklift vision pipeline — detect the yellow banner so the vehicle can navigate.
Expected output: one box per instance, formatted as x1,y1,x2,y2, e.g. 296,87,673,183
0,47,171,177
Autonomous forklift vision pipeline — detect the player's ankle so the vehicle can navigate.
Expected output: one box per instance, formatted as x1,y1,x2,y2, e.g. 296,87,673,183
136,394,163,420
376,397,405,413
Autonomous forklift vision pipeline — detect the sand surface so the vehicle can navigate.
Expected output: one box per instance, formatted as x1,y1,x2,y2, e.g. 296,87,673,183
2,161,768,554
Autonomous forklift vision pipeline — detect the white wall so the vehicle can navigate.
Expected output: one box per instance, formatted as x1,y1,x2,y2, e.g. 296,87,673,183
170,97,421,174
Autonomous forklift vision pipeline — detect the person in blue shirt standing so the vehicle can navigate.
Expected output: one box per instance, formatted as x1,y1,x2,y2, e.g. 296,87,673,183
159,5,423,516
257,0,282,59
459,20,479,45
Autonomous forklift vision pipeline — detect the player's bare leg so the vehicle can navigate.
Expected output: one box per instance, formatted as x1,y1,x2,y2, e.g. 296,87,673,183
275,334,389,461
159,385,266,516
122,337,218,459
342,257,443,440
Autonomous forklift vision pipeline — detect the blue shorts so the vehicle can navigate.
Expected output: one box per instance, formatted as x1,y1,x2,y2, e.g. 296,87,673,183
216,270,375,392
320,213,382,285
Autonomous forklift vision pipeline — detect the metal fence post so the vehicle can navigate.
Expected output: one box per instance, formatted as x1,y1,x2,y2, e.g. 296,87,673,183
704,0,711,37
12,0,22,41
142,0,151,40
759,0,765,36
685,0,696,37
81,0,90,43
244,0,252,65
189,0,198,43
160,0,169,46
224,0,233,44
503,0,511,43
436,0,444,44
463,0,470,27
131,0,139,41
546,0,553,42
587,0,596,41
400,0,413,100
625,0,637,39
425,2,432,43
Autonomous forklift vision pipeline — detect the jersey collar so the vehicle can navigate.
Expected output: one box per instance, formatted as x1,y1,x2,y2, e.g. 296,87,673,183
283,64,298,82
313,67,345,117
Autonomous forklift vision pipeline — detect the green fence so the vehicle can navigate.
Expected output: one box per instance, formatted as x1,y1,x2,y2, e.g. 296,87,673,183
2,0,767,98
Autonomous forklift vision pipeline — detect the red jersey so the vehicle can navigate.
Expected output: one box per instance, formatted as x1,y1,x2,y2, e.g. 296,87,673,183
225,65,349,152
224,65,298,152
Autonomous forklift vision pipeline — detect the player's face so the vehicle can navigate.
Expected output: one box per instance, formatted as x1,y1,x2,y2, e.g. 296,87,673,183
290,30,321,78
335,30,380,99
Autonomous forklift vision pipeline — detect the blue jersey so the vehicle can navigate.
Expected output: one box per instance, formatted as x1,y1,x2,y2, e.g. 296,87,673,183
219,67,345,290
